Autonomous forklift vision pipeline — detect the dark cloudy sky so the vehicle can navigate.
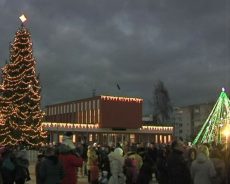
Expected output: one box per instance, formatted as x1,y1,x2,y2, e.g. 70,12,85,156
0,0,229,114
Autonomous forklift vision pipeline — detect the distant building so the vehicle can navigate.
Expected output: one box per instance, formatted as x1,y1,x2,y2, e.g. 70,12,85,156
173,102,214,142
42,95,173,146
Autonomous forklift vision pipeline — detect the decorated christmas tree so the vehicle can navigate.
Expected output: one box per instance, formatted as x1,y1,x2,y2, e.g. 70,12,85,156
192,88,230,145
0,15,47,147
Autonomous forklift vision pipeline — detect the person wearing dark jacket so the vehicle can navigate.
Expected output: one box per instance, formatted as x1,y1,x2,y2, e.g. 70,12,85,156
167,140,191,184
1,148,16,184
14,148,30,184
39,147,64,184
35,152,45,184
136,153,154,184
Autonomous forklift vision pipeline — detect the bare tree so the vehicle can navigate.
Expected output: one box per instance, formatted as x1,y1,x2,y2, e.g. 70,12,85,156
152,80,172,123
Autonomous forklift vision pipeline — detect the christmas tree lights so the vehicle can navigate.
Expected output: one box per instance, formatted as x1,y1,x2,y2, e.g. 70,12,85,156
192,88,230,145
0,15,47,147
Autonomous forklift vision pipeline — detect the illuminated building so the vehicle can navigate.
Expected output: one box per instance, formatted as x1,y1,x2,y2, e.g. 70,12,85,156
43,95,173,145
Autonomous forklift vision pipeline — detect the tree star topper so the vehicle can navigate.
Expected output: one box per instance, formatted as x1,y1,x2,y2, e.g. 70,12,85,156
19,14,27,23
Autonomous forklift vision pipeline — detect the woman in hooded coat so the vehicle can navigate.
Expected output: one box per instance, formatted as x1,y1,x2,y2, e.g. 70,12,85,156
191,145,216,184
108,147,125,184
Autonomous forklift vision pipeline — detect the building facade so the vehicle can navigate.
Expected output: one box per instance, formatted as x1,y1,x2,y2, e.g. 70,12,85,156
173,102,214,142
42,95,173,146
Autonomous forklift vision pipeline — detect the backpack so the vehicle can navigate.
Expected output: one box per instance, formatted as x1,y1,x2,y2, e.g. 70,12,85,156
2,157,15,171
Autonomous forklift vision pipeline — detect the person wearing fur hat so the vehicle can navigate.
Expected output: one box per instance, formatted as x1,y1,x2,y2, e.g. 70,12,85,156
108,147,125,184
167,140,191,184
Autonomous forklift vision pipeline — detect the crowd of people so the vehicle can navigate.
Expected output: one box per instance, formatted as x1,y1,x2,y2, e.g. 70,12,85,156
0,145,31,184
0,133,230,184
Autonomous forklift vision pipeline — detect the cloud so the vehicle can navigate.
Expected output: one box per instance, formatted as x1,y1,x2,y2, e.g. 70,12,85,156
0,0,229,114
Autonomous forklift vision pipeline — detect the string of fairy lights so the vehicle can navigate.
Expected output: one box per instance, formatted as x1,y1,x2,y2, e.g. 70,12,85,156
0,15,47,146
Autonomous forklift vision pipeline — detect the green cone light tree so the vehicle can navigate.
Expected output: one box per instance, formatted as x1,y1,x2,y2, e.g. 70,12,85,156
0,15,47,146
192,88,230,145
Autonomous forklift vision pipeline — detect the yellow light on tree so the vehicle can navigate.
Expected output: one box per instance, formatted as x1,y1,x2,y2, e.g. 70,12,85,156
19,14,27,23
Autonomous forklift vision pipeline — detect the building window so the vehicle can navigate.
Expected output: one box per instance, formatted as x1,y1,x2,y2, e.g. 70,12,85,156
194,107,200,113
98,109,100,123
66,105,68,113
59,135,63,143
89,101,91,110
60,106,62,114
69,104,72,113
77,103,79,123
168,135,171,142
89,134,93,142
81,102,83,111
86,111,88,124
130,134,135,144
73,135,76,143
89,110,91,124
97,100,100,109
160,135,162,143
73,104,76,112
93,100,95,110
85,102,87,110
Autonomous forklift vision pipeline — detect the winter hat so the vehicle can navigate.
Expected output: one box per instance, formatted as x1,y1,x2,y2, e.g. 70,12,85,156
198,145,209,157
114,147,123,156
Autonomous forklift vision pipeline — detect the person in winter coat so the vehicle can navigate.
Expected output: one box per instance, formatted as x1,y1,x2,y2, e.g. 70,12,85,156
35,152,45,184
58,145,83,184
167,140,191,184
39,147,64,184
14,148,30,184
136,153,154,184
98,147,110,178
123,157,138,184
156,147,169,184
108,147,126,184
191,144,216,184
1,148,16,184
90,159,100,184
187,147,197,169
210,147,226,184
125,151,143,173
87,145,98,183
